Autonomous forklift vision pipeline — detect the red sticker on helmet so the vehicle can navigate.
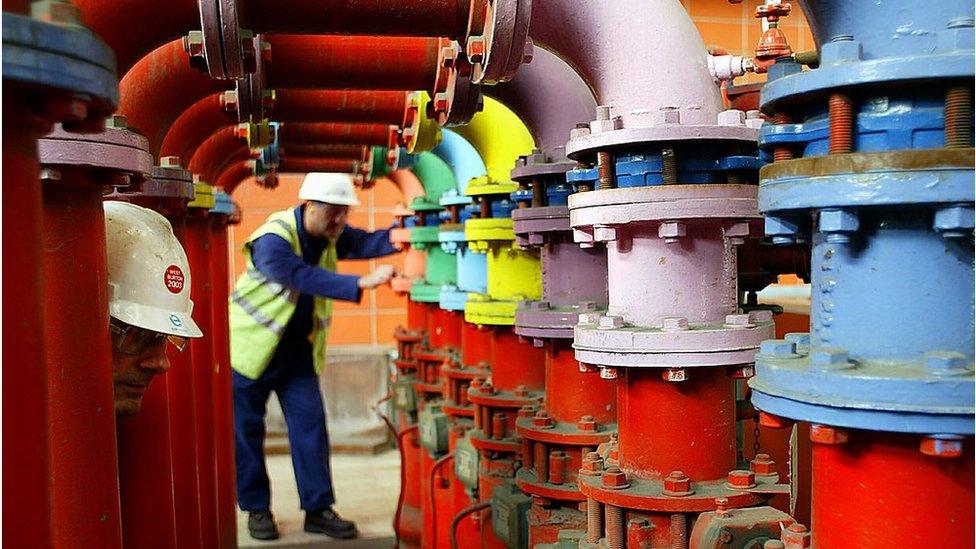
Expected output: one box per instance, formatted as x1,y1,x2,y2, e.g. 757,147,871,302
164,265,185,294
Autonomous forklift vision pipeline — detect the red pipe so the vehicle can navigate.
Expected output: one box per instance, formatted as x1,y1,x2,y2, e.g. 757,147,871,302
43,166,123,547
217,160,256,195
279,122,392,147
489,327,545,391
397,426,423,548
74,0,198,75
273,89,408,124
241,0,469,37
185,205,219,549
427,308,463,352
281,143,366,159
545,342,615,425
279,157,359,173
210,209,238,549
264,35,441,90
188,127,249,183
160,94,237,163
118,39,231,156
2,94,53,548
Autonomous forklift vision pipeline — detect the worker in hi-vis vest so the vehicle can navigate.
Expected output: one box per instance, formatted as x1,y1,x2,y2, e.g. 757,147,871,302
229,172,397,541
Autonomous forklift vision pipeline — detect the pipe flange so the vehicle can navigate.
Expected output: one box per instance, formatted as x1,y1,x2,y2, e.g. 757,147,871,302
566,107,760,160
429,40,484,127
467,0,532,85
510,159,576,180
572,312,774,369
512,205,570,242
3,10,118,131
759,149,976,214
750,339,975,435
38,117,153,185
578,473,775,514
143,157,195,199
195,0,249,80
235,36,268,122
569,184,761,233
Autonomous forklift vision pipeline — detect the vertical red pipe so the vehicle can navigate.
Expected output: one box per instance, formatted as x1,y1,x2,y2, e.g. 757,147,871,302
545,342,615,425
210,210,238,549
168,218,205,548
43,169,123,547
489,327,545,390
186,206,219,549
2,96,53,548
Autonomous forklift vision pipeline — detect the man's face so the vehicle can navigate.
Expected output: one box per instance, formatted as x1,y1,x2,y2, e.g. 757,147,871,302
306,201,349,239
112,336,171,416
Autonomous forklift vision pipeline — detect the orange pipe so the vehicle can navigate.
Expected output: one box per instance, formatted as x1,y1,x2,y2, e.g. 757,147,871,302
281,143,366,159
273,89,408,124
279,122,392,147
240,0,470,37
264,35,440,91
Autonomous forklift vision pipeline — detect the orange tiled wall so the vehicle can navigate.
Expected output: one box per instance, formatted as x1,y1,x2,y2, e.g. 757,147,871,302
227,2,812,347
228,174,406,346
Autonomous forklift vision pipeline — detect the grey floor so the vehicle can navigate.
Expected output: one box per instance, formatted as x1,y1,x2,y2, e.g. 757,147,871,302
237,450,400,548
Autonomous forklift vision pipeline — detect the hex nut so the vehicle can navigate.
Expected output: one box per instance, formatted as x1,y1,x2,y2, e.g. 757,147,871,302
749,309,774,324
601,466,629,489
924,351,972,376
920,435,964,458
655,106,681,125
760,339,796,357
751,453,776,475
600,367,621,380
726,469,756,489
724,313,753,328
784,332,811,347
578,312,602,326
579,452,604,475
466,35,486,63
598,315,625,330
658,221,686,240
717,109,746,126
809,424,849,445
577,416,597,432
819,209,859,234
532,411,553,429
663,470,692,496
810,347,852,370
661,317,690,332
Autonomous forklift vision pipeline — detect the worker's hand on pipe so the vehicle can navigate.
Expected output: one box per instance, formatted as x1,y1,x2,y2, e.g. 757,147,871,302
358,264,396,289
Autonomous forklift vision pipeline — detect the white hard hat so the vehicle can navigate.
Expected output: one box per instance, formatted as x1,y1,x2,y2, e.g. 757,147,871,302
298,172,361,206
103,201,203,338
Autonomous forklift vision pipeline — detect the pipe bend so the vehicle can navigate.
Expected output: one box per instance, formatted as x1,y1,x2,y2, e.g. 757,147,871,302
216,160,256,195
189,126,248,183
160,94,236,163
529,0,724,126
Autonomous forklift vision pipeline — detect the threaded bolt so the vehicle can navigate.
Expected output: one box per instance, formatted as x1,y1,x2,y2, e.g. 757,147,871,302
945,86,973,148
773,112,793,161
597,151,615,189
828,93,854,154
662,148,678,184
605,505,624,549
586,498,602,543
531,178,545,207
670,513,688,549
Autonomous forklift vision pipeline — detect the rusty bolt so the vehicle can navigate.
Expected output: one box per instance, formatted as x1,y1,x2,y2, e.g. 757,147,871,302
183,30,205,58
577,415,597,432
518,405,535,419
579,452,604,475
600,367,621,380
514,385,529,398
764,541,786,549
920,435,964,458
159,156,182,168
532,410,553,429
750,453,776,475
432,92,450,114
782,523,812,548
479,382,495,395
522,38,534,64
235,123,250,140
601,466,629,489
727,469,756,489
758,411,792,430
809,424,849,445
729,365,755,379
661,317,690,332
578,362,598,374
663,470,692,496
714,497,730,516
220,90,239,114
466,35,486,64
662,368,688,382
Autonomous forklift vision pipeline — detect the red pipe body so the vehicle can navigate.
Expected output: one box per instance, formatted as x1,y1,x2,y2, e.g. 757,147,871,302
74,0,198,75
546,342,615,425
185,208,219,549
448,430,480,548
811,431,974,548
273,89,408,124
118,40,231,156
279,157,360,173
2,97,53,548
427,308,463,352
43,169,123,547
281,143,366,159
462,321,492,366
189,127,249,183
489,327,545,391
408,299,429,332
264,35,440,91
398,427,423,548
241,0,469,37
210,213,238,549
160,94,237,163
279,122,393,147
217,160,257,195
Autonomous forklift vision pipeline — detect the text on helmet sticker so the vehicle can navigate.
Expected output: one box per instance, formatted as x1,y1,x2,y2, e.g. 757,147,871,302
164,265,185,294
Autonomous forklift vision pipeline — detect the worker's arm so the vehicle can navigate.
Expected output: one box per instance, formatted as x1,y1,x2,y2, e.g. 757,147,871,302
251,234,363,302
336,226,398,260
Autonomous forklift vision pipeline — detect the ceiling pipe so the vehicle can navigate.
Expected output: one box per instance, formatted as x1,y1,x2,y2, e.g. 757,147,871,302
279,157,360,173
159,94,237,162
188,126,251,183
273,89,409,125
281,143,367,158
278,122,393,147
529,0,725,128
216,160,257,195
239,0,471,37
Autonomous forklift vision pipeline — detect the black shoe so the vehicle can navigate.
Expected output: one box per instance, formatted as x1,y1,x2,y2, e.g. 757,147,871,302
304,507,358,539
248,510,279,541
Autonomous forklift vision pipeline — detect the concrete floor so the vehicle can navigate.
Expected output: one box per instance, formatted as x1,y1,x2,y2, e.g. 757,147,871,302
237,450,399,548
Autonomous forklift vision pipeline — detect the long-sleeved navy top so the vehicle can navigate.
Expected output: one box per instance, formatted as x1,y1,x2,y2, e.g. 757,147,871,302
251,205,397,364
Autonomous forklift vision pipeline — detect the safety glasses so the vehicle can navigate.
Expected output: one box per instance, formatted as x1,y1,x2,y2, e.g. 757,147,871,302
110,318,189,356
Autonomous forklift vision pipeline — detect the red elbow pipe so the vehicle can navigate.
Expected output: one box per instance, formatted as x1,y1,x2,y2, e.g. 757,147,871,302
118,39,231,156
279,157,360,173
216,161,255,195
74,0,198,75
240,0,469,38
189,127,250,183
160,94,237,163
264,35,441,91
279,122,393,147
273,89,408,125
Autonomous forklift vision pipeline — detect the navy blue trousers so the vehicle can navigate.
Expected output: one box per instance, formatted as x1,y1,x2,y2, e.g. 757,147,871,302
233,339,334,512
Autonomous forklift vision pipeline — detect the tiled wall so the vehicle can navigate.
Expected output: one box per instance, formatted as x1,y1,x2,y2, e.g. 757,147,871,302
228,1,812,348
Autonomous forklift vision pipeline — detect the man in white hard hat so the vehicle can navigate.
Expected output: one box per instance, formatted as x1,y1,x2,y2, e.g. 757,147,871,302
229,172,398,540
104,201,204,416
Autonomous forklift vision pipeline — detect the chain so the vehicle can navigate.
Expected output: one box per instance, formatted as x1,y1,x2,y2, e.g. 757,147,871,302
753,414,762,458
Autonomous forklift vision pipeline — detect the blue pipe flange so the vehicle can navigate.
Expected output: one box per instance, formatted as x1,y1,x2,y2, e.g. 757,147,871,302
210,188,234,216
615,153,764,187
439,285,468,312
751,337,974,435
3,10,118,124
